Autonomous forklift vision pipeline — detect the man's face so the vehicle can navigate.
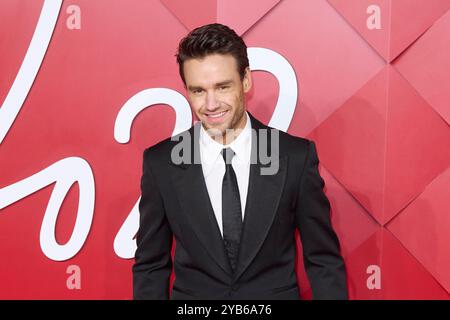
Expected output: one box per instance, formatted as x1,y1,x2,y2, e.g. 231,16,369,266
183,54,252,139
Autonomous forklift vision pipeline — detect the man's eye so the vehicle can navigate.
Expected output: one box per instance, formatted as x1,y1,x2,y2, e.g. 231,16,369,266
219,86,229,90
193,89,203,94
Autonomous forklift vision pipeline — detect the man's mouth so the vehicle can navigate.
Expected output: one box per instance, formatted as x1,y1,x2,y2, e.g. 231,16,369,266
204,110,228,122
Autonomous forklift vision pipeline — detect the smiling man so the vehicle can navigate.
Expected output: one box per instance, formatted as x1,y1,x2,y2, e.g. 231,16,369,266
133,23,348,300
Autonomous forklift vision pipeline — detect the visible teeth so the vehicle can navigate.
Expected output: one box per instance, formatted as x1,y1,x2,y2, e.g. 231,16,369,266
208,111,226,118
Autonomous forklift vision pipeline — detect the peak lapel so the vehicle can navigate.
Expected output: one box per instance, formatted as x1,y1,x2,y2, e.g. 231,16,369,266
169,123,233,276
233,113,288,281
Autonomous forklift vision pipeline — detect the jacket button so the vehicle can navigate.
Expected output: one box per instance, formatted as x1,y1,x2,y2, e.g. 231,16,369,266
231,284,239,291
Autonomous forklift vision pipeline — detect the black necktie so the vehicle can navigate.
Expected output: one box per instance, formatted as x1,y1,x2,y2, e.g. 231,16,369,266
221,148,242,273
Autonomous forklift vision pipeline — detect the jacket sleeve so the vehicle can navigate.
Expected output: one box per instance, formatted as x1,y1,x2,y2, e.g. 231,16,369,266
295,140,348,300
132,148,173,299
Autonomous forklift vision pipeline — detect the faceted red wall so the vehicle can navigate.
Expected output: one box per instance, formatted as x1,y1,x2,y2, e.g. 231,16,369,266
1,0,449,299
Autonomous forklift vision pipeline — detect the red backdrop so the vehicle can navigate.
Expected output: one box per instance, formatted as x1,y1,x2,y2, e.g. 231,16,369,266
1,0,449,299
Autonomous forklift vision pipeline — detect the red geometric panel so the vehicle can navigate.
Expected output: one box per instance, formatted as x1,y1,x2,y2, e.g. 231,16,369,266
387,167,450,294
244,0,385,137
394,10,450,125
308,68,389,224
294,166,380,300
160,0,281,35
308,65,450,225
343,228,450,299
344,230,383,299
319,166,380,257
384,66,450,224
160,0,216,31
381,229,449,299
389,0,450,62
327,0,391,61
327,0,450,62
217,0,281,36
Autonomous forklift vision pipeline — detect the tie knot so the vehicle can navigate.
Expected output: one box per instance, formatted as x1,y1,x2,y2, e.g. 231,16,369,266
221,148,235,165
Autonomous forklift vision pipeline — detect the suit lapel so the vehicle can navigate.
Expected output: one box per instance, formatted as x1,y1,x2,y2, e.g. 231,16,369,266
169,123,233,276
233,114,287,280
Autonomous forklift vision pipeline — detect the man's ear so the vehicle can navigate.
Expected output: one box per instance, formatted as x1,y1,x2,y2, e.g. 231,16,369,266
243,67,252,93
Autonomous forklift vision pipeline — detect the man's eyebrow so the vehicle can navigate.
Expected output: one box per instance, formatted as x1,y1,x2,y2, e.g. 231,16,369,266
215,80,233,87
187,80,233,91
187,85,203,91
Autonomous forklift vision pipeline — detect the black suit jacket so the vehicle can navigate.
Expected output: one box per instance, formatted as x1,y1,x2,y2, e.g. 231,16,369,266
133,112,348,300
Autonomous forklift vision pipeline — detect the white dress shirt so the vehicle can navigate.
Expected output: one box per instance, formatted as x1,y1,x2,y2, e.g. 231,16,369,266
199,111,252,237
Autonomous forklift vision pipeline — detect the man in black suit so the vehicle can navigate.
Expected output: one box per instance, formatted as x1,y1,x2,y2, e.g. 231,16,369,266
133,23,348,300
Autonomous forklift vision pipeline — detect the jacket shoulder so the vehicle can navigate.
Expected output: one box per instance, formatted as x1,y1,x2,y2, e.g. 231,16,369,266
142,127,191,164
266,125,312,157
250,113,312,153
278,129,311,149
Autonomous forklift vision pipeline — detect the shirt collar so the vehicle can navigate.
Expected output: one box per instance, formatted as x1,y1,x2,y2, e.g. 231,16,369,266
200,111,252,177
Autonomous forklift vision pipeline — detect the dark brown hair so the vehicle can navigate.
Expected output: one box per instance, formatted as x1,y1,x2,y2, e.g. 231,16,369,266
176,23,249,85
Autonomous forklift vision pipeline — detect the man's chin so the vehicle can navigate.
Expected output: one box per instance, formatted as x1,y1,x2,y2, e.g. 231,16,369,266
202,125,225,138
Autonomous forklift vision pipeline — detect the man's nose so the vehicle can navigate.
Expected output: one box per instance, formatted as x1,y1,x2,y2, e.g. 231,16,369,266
205,91,219,111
